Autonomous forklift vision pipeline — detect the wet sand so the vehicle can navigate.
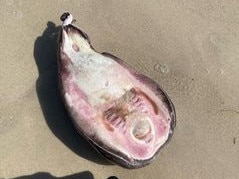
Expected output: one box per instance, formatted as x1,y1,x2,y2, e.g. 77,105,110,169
0,1,239,179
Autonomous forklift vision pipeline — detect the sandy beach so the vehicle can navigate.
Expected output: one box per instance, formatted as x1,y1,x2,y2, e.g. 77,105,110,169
0,1,239,178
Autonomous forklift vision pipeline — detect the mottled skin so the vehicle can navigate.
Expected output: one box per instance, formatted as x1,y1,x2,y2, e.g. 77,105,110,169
58,13,176,168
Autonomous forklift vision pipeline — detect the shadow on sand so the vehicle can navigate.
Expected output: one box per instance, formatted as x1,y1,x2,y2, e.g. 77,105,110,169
12,171,94,179
33,21,111,165
11,171,118,179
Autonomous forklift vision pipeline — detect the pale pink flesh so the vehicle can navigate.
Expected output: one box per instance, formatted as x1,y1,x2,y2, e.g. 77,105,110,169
59,21,173,161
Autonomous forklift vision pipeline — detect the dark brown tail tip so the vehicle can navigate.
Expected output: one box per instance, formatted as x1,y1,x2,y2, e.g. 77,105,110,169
60,12,70,21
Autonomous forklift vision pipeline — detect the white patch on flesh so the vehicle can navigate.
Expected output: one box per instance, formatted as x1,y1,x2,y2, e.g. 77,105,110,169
65,93,73,107
62,29,134,107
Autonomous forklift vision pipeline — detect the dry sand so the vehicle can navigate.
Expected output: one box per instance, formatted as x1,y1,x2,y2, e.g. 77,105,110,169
1,0,239,179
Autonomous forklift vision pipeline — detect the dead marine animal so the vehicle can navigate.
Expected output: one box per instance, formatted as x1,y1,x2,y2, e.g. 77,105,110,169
58,12,176,169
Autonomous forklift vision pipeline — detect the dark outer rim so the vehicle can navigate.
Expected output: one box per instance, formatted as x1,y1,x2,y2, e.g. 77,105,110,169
57,22,176,169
